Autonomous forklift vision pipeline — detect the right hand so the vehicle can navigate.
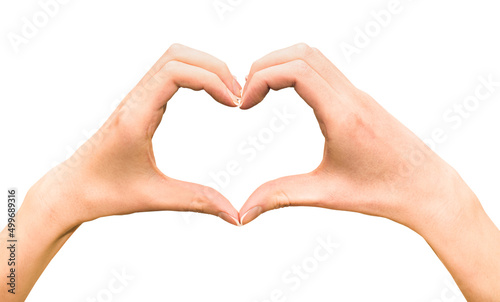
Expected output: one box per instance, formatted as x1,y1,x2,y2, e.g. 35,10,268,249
238,43,472,235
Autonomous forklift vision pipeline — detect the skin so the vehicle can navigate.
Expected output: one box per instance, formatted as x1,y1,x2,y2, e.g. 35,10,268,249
1,43,499,301
0,44,241,301
238,43,500,301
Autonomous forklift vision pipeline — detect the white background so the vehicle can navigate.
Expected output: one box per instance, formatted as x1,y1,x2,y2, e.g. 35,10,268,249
1,0,499,301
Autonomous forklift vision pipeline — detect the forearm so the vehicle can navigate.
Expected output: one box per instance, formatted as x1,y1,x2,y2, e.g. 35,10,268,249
0,185,79,301
415,174,500,301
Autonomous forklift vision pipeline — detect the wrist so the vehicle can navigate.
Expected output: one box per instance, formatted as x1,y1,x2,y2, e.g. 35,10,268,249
25,165,84,236
406,166,500,300
390,155,477,236
406,163,481,239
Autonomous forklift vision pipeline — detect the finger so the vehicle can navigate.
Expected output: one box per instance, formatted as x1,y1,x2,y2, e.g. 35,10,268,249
144,174,240,226
154,60,240,106
239,172,330,225
239,60,339,124
142,43,242,97
127,60,240,134
243,43,353,96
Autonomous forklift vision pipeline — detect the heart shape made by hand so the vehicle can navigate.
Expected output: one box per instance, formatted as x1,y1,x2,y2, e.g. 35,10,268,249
13,41,495,302
48,43,456,244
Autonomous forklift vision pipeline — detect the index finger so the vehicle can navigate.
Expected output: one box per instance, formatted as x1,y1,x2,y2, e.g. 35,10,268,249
142,44,242,98
243,43,353,96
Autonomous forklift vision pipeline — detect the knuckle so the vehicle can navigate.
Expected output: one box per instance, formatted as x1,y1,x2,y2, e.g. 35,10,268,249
341,111,361,127
252,69,266,83
190,193,206,214
249,61,260,76
295,42,313,57
339,110,375,141
292,59,312,77
262,182,291,210
273,189,291,209
157,61,180,84
161,60,181,73
190,186,218,214
162,59,176,69
354,88,373,102
167,43,183,55
215,61,231,80
219,61,230,73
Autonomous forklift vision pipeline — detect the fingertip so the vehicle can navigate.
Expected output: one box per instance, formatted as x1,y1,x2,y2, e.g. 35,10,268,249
209,188,240,225
239,206,263,225
237,75,267,110
232,76,243,98
239,101,249,110
218,212,241,226
238,95,254,110
225,88,240,107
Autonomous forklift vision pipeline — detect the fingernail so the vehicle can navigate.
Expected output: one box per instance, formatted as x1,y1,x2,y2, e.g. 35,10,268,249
245,75,249,82
227,88,241,107
237,86,245,109
218,212,240,226
238,94,245,109
240,206,262,225
232,76,242,97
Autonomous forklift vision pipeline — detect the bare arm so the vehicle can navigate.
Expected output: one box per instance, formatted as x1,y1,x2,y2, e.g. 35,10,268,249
238,43,500,301
0,44,241,301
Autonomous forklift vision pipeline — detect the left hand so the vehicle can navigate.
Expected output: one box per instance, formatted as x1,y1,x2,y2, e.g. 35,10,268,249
29,44,242,231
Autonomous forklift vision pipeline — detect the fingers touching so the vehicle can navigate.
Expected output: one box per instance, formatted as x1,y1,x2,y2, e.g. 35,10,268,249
239,60,335,123
150,61,239,112
239,172,334,225
238,43,355,225
244,43,351,93
122,44,242,134
146,43,242,98
113,43,352,226
241,43,353,110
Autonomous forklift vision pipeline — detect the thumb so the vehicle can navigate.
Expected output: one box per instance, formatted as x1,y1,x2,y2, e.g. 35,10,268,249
239,172,329,225
145,174,240,226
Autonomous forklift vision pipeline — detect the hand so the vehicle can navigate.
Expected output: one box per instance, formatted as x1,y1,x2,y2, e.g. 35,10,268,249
32,44,242,231
2,44,245,301
238,43,461,229
237,43,500,301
